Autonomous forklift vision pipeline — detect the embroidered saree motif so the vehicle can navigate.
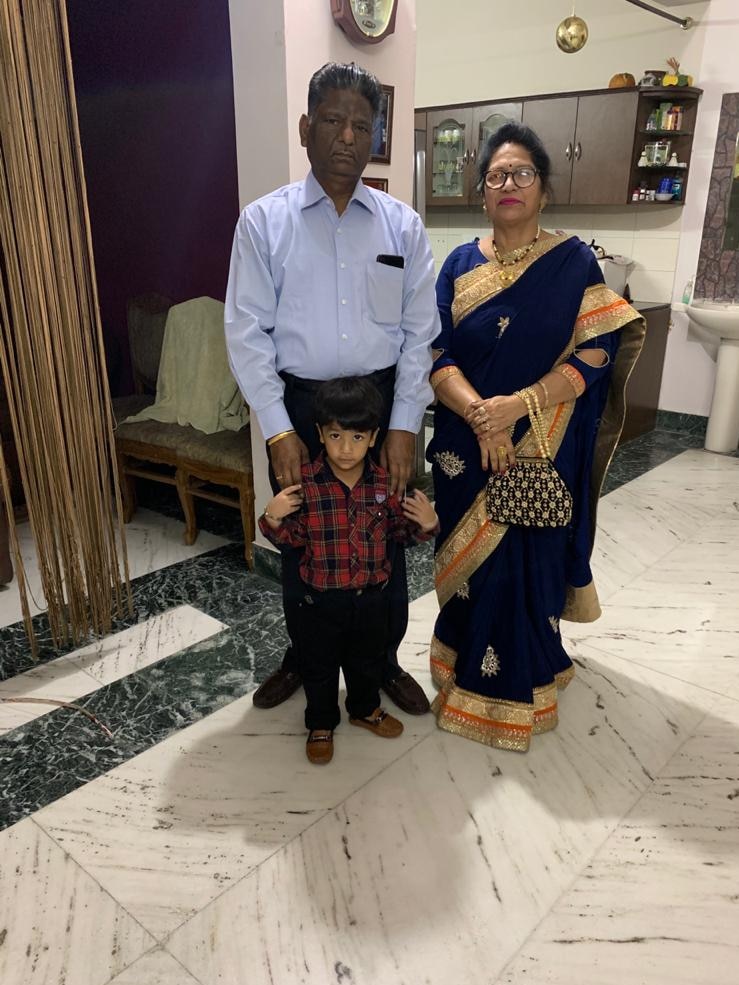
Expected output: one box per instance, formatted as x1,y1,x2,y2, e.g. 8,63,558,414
480,646,500,677
574,284,640,345
548,615,560,634
434,450,466,478
497,315,510,338
456,581,470,599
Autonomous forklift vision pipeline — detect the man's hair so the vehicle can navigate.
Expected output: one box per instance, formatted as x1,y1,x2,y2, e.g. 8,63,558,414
307,62,382,117
314,376,383,432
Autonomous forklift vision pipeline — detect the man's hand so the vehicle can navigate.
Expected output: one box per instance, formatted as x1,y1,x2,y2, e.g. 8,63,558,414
269,432,309,489
380,429,416,497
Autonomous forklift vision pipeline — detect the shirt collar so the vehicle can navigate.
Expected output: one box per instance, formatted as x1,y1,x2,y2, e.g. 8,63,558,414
299,170,376,215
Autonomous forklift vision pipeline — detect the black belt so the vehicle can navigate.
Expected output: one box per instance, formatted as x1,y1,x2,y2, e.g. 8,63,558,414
280,366,395,393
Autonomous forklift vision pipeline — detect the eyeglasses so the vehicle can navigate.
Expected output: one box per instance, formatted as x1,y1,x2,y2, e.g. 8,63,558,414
484,167,539,190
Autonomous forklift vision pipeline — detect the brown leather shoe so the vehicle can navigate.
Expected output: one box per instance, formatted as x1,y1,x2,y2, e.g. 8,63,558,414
381,671,430,715
306,730,334,764
349,707,404,738
252,668,302,709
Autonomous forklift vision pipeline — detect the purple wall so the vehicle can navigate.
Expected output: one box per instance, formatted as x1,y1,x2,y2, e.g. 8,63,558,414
67,1,239,394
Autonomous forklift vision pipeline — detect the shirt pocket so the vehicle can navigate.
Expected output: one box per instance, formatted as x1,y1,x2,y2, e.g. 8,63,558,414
366,261,404,325
364,504,389,544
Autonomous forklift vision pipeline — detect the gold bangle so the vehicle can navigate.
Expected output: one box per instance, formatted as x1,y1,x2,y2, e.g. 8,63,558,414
555,364,586,398
430,365,462,391
538,379,550,409
267,429,295,447
262,508,279,522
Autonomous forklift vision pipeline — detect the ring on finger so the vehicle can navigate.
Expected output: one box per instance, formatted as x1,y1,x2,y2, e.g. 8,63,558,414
496,446,507,457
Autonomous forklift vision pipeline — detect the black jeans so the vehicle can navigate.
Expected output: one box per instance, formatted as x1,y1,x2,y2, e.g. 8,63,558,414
268,367,408,685
295,582,389,730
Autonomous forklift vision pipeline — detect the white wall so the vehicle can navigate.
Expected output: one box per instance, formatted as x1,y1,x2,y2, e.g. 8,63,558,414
660,0,739,416
416,0,708,107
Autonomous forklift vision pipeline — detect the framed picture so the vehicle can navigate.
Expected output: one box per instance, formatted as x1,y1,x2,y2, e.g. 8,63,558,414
362,176,388,192
370,84,394,164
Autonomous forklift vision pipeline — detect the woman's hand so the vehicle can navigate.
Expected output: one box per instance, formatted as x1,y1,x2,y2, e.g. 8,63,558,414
263,484,303,526
479,429,516,474
465,395,524,438
401,489,438,532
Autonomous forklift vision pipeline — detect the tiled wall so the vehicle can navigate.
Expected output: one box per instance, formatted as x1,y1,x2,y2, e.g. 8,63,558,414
694,92,739,302
424,205,683,304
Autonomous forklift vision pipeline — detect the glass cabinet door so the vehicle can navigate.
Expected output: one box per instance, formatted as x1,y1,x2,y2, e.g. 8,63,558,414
475,103,523,162
427,111,471,206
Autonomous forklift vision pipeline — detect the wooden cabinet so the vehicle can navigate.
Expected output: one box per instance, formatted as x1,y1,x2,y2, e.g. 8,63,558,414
425,101,521,208
420,86,701,209
522,91,638,205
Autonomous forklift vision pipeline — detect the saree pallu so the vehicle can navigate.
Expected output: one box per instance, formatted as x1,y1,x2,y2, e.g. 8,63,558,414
428,236,644,751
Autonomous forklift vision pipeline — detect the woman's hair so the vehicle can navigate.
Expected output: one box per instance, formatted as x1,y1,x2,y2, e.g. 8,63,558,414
313,376,383,432
476,122,553,199
307,62,382,117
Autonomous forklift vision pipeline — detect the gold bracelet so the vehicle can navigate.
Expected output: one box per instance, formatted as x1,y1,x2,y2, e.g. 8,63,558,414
430,365,462,391
267,429,295,447
262,508,280,522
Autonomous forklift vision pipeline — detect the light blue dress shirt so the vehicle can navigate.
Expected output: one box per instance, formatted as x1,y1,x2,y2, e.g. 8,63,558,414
224,171,439,440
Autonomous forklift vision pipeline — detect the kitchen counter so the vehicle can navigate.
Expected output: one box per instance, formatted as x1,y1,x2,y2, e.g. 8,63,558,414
632,300,670,313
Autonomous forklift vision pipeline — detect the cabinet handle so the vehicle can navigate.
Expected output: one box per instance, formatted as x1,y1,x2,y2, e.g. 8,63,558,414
565,142,572,161
574,142,582,161
470,147,477,164
463,149,470,165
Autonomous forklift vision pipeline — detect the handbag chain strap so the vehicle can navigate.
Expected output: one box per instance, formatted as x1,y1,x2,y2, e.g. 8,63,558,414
514,385,552,459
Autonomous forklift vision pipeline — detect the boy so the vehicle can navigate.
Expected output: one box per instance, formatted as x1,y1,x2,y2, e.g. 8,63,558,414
259,377,438,764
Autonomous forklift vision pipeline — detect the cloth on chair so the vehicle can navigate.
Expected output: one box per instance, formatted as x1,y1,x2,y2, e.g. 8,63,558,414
124,297,249,435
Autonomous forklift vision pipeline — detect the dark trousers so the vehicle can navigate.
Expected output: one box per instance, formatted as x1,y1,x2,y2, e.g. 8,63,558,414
295,582,389,730
268,367,408,685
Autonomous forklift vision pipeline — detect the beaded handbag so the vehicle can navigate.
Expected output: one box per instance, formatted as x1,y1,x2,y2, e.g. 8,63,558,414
485,456,572,528
484,384,573,528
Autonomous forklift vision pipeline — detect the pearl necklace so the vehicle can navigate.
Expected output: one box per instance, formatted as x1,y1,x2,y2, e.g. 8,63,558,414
492,226,541,282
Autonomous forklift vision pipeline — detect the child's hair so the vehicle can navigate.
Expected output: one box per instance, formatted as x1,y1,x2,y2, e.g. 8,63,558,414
313,376,383,432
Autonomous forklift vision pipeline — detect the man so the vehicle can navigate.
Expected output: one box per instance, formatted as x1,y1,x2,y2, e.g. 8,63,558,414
225,62,439,714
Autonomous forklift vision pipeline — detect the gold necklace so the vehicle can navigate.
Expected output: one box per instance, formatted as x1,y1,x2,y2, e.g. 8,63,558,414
492,226,541,283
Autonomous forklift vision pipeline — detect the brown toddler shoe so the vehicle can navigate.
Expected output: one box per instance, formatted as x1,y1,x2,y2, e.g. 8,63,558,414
349,707,404,738
306,729,334,765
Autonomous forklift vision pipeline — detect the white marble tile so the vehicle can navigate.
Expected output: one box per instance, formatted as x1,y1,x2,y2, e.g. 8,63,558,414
166,649,722,985
107,949,202,985
496,693,739,985
568,601,739,695
0,606,226,734
0,818,154,985
33,690,436,941
0,511,229,629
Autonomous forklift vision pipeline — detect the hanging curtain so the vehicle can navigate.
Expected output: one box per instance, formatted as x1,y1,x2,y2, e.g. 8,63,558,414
0,0,132,655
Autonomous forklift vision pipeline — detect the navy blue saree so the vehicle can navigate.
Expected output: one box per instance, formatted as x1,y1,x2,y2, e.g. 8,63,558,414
427,236,644,751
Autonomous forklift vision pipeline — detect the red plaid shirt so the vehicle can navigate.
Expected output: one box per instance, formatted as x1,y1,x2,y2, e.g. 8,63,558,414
259,454,436,590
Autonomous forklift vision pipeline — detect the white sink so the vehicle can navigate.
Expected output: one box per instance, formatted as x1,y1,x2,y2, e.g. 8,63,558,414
686,301,739,453
687,300,739,340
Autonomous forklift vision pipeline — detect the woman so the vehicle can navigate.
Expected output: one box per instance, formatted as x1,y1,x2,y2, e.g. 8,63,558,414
427,122,644,752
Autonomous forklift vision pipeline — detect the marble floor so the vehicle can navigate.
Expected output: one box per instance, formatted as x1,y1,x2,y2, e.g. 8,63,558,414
1,439,738,985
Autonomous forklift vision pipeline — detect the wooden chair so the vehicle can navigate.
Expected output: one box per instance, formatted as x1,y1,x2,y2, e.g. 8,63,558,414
112,294,255,567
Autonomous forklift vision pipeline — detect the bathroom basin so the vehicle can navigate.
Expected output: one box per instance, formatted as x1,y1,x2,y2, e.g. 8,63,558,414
685,301,739,453
687,300,739,340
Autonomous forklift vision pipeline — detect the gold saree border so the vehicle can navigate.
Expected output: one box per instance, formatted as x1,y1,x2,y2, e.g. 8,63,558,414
451,235,569,328
432,667,575,752
434,492,508,608
561,580,602,623
429,635,457,688
574,284,642,345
